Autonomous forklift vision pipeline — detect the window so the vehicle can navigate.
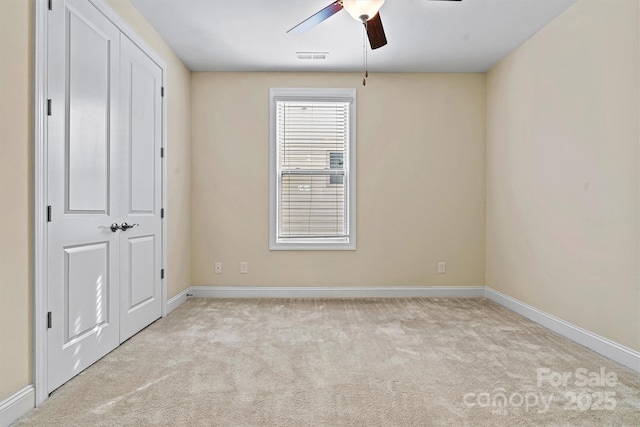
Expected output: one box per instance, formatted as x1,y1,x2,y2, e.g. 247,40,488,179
269,88,356,250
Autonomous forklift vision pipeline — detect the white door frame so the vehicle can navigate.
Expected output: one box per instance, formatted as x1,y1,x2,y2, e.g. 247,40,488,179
33,0,168,405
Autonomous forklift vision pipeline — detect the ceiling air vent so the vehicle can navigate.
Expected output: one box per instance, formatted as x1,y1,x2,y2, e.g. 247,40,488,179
296,52,329,60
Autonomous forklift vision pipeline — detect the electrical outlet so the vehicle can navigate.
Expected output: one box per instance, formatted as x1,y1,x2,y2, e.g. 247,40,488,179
214,262,222,274
438,262,446,274
240,262,248,274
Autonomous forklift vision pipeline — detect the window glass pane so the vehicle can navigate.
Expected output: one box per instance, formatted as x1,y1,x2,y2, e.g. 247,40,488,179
277,100,349,240
280,174,345,237
329,152,344,185
277,102,348,171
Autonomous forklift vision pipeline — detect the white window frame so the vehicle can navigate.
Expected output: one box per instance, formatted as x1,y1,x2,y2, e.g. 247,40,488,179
269,88,357,250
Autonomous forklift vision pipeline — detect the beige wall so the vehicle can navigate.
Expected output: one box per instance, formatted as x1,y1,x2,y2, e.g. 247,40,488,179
0,0,33,404
486,0,640,350
104,0,192,299
191,73,486,287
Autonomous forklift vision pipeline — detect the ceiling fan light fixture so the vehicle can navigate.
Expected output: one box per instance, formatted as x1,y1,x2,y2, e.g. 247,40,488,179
342,0,385,22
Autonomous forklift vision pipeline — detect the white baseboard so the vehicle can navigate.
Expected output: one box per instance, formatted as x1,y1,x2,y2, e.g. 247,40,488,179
166,288,191,315
485,287,640,373
0,386,34,427
187,285,485,299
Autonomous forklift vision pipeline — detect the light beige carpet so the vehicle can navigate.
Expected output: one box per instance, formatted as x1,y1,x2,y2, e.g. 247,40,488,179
14,298,640,426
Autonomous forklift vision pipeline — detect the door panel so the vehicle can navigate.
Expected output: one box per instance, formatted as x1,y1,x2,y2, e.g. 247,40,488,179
47,0,120,393
64,242,110,344
119,35,163,343
127,235,155,308
129,62,157,213
66,9,111,213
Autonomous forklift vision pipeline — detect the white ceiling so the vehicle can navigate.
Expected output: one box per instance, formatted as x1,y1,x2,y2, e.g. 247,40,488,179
129,0,576,73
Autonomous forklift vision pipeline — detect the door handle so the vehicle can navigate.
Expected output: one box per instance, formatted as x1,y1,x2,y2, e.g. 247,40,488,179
120,222,139,231
110,223,139,232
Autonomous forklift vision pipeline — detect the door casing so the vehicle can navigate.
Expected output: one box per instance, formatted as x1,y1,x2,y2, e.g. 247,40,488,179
33,0,168,405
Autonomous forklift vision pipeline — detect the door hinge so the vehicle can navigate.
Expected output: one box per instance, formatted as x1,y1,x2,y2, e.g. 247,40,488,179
47,312,52,329
47,99,52,116
161,208,164,218
48,0,52,11
160,147,164,158
161,87,164,97
161,269,165,279
47,205,52,222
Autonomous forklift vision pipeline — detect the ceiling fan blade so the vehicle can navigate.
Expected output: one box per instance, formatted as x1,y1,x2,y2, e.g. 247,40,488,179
287,1,344,34
366,13,387,50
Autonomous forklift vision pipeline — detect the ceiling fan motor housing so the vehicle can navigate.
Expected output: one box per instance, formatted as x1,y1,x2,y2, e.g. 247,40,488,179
342,0,386,22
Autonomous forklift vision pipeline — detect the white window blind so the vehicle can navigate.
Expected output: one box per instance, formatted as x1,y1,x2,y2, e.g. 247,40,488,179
269,89,356,250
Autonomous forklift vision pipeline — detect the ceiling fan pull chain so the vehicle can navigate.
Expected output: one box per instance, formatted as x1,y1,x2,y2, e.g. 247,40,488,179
363,21,367,86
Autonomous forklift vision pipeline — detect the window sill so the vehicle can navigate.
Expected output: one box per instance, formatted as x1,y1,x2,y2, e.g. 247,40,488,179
269,239,356,251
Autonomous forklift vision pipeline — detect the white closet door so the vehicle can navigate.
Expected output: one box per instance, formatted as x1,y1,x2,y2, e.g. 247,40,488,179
118,34,163,342
47,0,121,392
47,1,164,393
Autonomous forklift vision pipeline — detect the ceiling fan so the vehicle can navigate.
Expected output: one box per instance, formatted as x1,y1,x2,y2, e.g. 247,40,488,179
287,0,462,50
